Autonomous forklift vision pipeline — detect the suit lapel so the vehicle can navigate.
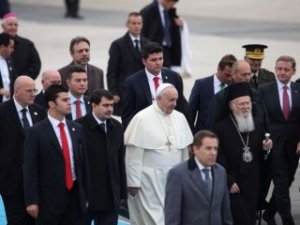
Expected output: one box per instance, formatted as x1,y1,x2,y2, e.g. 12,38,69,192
125,33,140,61
188,158,211,203
66,120,77,160
44,119,63,154
140,71,153,104
9,100,24,134
290,82,300,118
28,105,41,124
268,82,285,120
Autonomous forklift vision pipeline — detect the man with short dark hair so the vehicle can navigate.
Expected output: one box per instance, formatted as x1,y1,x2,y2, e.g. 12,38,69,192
107,12,149,116
76,89,127,225
259,56,300,225
0,76,45,225
165,130,233,225
189,54,237,133
65,65,90,120
1,12,41,79
59,36,104,95
23,84,89,225
122,41,189,129
0,32,15,102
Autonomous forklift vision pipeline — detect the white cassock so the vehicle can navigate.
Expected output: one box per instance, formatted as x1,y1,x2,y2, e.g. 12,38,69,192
125,102,193,225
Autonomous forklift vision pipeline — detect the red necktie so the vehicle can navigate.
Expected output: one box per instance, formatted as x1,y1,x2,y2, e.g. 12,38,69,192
75,100,82,119
153,76,160,90
58,122,73,190
282,86,290,120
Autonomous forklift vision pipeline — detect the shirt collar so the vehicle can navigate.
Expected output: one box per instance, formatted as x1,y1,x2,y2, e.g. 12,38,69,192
92,112,106,125
13,97,29,112
194,156,211,171
47,113,67,128
276,79,291,89
129,33,140,42
69,92,84,103
145,68,162,80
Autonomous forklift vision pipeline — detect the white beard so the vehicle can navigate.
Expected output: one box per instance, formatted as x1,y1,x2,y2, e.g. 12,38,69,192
234,113,255,133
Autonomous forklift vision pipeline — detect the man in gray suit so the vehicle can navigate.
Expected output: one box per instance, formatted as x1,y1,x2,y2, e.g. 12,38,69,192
165,130,232,225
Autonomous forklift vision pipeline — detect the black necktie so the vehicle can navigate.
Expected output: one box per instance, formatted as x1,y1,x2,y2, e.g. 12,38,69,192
21,108,30,130
134,39,140,53
163,10,172,47
100,123,106,134
252,75,258,89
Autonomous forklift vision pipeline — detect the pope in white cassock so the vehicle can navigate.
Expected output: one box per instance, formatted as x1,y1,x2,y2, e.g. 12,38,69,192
125,83,193,225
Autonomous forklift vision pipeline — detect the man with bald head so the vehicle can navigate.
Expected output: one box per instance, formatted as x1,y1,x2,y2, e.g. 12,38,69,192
34,70,61,108
0,76,45,225
207,60,268,131
125,83,193,225
1,12,41,79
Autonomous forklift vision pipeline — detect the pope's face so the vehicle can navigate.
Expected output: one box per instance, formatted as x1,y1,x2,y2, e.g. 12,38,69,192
193,137,218,167
157,87,178,114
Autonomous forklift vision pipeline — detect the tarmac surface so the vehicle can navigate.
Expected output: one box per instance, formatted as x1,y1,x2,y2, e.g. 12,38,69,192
1,0,300,224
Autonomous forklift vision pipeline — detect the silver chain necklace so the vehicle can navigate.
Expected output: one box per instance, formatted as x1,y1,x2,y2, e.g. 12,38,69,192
230,115,253,163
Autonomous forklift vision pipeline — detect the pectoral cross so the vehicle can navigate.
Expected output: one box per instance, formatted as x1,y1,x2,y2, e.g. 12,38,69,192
166,139,172,151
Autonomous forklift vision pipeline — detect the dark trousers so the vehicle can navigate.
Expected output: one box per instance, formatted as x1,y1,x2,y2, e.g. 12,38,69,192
64,0,80,17
36,183,84,225
264,143,299,225
1,186,35,225
84,209,119,225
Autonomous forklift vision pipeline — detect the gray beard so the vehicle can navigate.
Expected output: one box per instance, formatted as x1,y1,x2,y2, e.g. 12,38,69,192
234,113,255,133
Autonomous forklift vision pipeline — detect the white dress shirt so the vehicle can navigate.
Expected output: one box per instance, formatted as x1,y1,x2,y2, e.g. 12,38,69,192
13,97,33,127
145,68,163,101
276,79,292,110
69,93,87,119
194,157,212,180
48,114,76,181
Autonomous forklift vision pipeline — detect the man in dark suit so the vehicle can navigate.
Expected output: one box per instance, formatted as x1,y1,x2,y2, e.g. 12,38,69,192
23,85,89,225
34,69,61,108
207,60,269,131
107,12,149,116
140,0,182,68
65,65,90,120
189,54,237,133
259,56,300,225
1,13,41,79
122,42,189,129
76,89,127,225
0,32,15,103
165,130,232,225
0,76,45,225
59,36,104,95
243,44,275,89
